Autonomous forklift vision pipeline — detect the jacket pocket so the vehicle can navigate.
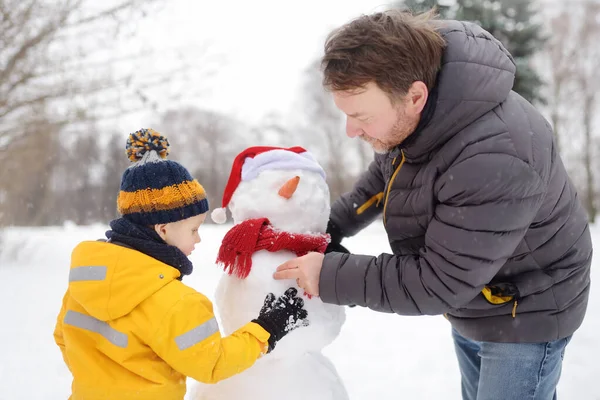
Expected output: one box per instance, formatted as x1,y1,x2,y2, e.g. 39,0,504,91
481,283,520,317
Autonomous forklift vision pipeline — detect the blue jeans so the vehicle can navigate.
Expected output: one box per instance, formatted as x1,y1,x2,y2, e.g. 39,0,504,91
452,328,571,400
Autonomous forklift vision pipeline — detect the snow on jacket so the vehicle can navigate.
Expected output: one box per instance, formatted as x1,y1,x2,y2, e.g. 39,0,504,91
320,20,592,343
54,240,269,400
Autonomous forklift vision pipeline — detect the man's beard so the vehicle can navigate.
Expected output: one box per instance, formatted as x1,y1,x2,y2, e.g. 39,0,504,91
360,109,418,154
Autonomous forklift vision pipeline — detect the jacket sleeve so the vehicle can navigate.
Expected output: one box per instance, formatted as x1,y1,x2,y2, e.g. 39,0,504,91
319,154,546,315
329,155,387,239
148,292,270,384
53,290,71,372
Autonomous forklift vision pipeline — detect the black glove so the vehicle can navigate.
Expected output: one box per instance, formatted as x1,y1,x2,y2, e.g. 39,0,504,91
325,220,350,254
325,220,354,306
488,282,520,299
326,241,350,254
252,288,309,353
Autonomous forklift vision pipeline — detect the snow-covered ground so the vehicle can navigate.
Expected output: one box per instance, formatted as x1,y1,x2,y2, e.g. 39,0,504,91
0,222,597,399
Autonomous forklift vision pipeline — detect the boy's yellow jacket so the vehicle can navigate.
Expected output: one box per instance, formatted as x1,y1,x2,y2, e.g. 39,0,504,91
54,240,270,400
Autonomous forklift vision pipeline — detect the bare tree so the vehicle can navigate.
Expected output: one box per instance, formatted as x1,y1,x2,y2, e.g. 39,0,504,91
54,129,105,224
99,132,132,221
250,112,293,147
541,2,600,222
298,60,370,201
0,110,62,226
0,0,165,156
0,0,232,227
0,0,160,227
158,107,250,217
543,9,578,154
575,1,600,222
355,135,374,173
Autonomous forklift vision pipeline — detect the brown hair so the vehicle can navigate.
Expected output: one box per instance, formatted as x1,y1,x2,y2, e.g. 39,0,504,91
321,8,446,99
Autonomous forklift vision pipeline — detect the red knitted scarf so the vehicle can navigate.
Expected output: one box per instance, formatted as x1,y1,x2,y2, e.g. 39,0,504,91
216,218,330,279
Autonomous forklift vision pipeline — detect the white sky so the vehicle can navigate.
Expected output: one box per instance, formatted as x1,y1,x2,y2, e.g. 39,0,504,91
105,0,569,133
112,0,392,131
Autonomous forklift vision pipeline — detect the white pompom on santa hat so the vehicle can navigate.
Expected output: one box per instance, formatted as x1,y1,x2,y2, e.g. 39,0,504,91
211,146,326,224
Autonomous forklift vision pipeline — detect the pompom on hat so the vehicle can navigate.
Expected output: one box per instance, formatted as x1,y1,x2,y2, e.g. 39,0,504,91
117,128,209,225
211,146,326,224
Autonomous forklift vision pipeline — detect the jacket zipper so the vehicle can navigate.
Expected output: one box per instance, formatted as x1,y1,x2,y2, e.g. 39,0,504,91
383,150,406,226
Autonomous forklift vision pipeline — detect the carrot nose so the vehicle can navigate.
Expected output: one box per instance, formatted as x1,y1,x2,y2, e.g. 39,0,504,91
278,176,300,199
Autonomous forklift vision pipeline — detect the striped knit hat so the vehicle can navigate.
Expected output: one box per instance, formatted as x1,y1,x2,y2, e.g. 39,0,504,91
117,128,209,225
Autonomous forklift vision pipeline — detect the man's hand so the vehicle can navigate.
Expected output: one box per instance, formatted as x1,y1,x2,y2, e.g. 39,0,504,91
273,252,324,297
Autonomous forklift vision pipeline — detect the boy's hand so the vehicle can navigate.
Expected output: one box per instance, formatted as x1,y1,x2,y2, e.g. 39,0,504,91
258,293,277,315
252,288,309,353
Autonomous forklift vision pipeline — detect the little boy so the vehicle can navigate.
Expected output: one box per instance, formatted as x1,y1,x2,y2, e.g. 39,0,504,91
53,128,308,399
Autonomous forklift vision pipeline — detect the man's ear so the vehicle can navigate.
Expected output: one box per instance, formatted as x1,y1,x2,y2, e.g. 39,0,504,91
154,224,168,241
406,81,428,116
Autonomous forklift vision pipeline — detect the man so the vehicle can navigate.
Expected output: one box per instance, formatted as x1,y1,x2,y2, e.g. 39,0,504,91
274,9,592,400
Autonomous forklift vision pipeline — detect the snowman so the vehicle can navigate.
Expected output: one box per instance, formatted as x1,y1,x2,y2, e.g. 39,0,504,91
193,146,349,400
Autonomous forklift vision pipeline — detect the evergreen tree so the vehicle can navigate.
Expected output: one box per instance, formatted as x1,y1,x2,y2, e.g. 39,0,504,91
398,0,546,104
454,0,546,104
401,0,450,16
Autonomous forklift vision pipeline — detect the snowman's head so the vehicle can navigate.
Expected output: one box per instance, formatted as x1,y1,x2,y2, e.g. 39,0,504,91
211,146,330,234
230,169,329,233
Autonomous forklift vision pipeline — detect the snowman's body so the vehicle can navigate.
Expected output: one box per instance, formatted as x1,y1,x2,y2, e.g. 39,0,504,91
194,164,348,400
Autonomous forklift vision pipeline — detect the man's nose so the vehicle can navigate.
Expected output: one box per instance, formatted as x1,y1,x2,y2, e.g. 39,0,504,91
346,119,363,138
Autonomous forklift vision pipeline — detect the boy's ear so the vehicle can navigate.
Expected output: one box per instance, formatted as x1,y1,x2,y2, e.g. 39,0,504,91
154,224,168,241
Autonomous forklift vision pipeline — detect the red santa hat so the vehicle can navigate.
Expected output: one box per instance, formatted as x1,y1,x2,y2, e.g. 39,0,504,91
211,146,326,223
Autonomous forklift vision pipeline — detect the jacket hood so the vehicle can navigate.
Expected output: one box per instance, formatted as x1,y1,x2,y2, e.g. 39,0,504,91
68,241,180,321
400,20,516,161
